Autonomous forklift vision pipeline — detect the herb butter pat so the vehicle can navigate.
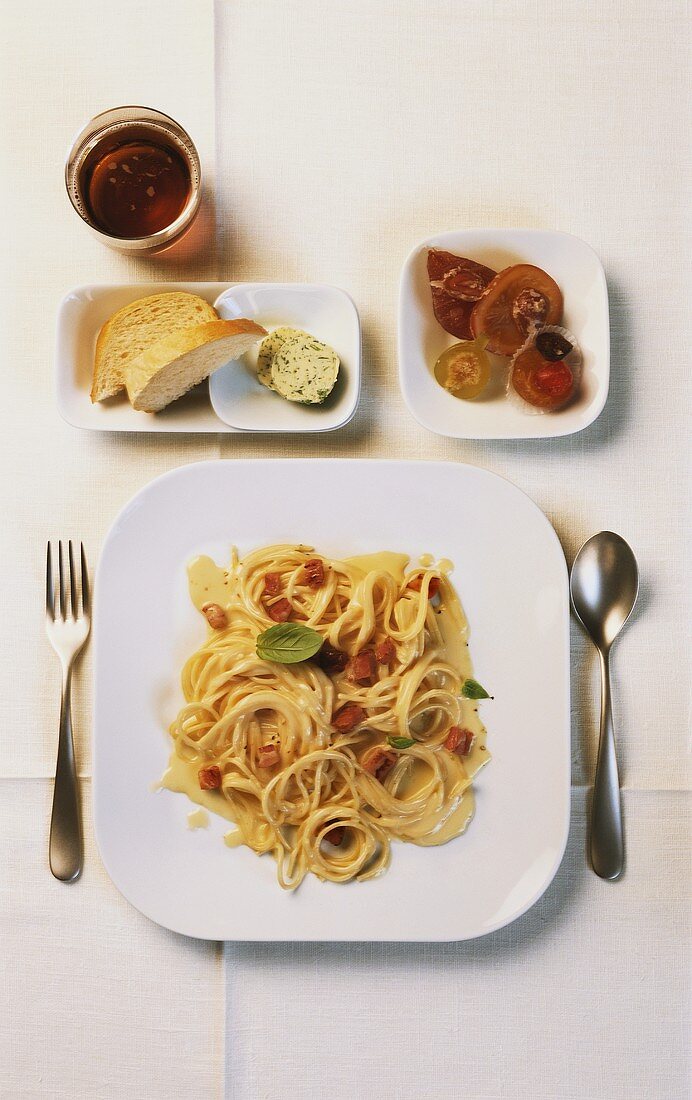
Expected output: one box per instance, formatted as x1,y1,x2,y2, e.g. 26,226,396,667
256,326,309,390
256,328,340,405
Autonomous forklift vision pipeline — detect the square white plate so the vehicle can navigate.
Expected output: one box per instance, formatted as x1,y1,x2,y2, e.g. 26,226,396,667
210,283,361,432
93,460,570,941
399,229,610,439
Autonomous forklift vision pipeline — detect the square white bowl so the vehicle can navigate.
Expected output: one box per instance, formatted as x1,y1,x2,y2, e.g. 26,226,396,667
93,459,570,942
210,283,361,431
398,229,610,439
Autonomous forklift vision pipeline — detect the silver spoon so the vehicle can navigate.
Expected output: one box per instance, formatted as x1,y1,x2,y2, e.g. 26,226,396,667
570,531,639,881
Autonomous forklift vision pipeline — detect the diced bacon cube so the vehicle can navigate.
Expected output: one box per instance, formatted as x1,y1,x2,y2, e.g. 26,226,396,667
324,825,345,846
263,572,281,597
198,765,222,790
375,637,396,665
444,725,463,751
361,745,397,782
347,650,377,686
303,558,325,588
201,602,227,629
258,744,280,768
444,725,473,755
332,703,366,732
266,598,292,623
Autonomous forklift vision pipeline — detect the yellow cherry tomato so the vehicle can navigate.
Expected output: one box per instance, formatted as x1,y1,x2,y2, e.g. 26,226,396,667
434,336,491,400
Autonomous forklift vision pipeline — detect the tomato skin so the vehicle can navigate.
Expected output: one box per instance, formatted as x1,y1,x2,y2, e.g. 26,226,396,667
471,264,563,355
430,285,475,340
427,249,466,281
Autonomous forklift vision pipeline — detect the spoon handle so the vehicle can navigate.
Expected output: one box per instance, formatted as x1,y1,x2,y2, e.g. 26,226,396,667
590,650,624,880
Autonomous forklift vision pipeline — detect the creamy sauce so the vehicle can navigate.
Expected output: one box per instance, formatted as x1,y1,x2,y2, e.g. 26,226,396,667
161,751,238,824
190,550,425,599
224,829,244,848
188,555,232,612
435,580,490,782
344,552,409,583
416,786,476,845
187,808,209,830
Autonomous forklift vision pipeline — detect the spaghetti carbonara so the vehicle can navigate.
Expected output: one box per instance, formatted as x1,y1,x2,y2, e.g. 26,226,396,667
162,544,490,889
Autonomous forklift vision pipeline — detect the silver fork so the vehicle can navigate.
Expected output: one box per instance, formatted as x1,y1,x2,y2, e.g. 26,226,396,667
45,541,91,882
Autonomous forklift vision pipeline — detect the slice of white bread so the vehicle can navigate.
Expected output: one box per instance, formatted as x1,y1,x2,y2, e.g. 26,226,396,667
124,319,267,413
91,292,219,402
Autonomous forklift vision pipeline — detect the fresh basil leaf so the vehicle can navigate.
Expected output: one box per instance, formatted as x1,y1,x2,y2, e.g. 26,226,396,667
256,623,324,664
461,678,491,700
387,736,415,749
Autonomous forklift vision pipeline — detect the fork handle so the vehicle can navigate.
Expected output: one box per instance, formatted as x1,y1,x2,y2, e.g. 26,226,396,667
49,663,83,882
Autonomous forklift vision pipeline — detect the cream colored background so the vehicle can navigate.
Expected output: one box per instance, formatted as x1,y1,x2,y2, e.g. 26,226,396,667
1,0,689,1097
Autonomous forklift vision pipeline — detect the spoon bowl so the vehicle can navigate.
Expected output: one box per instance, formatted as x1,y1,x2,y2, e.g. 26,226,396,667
570,532,639,652
570,531,639,881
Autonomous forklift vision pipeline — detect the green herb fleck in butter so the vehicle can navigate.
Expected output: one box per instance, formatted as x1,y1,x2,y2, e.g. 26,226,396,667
269,334,340,405
256,327,310,390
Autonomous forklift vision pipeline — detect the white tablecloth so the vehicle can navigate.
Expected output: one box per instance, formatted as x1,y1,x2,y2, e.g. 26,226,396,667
2,1,689,1097
2,4,222,1098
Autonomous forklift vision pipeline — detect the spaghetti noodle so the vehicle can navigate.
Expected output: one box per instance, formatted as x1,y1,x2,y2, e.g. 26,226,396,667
162,545,490,889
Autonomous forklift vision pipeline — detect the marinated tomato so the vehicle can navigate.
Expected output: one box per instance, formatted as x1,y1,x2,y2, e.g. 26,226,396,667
471,264,563,356
430,286,476,341
434,336,491,400
511,348,573,409
509,326,581,412
427,250,496,340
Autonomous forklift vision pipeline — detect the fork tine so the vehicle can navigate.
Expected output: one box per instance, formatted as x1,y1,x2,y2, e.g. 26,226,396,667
58,541,67,620
80,543,90,616
68,541,77,619
46,542,54,619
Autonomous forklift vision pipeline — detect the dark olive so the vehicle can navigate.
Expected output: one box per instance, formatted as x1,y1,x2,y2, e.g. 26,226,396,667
535,331,573,361
315,642,349,674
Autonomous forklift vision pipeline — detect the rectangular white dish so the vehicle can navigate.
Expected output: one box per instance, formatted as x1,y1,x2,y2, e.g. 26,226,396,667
93,459,570,941
55,282,361,433
398,229,610,439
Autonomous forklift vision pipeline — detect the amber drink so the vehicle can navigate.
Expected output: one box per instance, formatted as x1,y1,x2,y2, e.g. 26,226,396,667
65,106,201,253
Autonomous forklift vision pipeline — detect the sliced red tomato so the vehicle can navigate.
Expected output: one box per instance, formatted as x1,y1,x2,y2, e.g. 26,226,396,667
471,264,563,355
